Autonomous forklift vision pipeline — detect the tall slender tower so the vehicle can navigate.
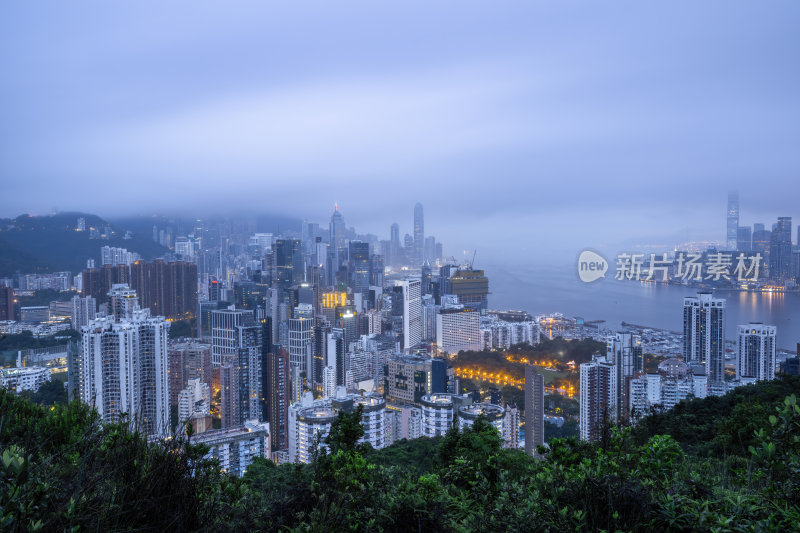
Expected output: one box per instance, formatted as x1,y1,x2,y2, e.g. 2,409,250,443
524,365,544,454
413,203,424,266
683,292,726,385
726,191,739,251
607,333,643,420
330,204,346,251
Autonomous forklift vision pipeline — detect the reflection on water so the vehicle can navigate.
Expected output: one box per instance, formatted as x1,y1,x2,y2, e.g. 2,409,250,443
487,261,800,351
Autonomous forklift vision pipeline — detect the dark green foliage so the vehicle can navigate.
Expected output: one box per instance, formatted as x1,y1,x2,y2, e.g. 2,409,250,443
0,212,166,277
18,380,67,406
545,419,579,441
631,374,800,456
2,376,800,531
168,319,195,339
510,337,606,365
0,330,79,352
16,289,77,307
0,389,238,531
365,436,441,473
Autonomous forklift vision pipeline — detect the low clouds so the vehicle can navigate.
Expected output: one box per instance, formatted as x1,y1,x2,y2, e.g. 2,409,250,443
1,1,799,255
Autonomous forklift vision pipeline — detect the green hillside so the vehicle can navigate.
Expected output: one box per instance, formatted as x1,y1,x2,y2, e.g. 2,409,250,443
1,376,799,531
0,212,166,277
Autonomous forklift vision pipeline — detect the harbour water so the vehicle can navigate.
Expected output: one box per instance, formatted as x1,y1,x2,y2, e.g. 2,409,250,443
487,260,800,352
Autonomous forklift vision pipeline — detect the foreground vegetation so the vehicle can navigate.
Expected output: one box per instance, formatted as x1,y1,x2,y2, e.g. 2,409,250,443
2,376,799,531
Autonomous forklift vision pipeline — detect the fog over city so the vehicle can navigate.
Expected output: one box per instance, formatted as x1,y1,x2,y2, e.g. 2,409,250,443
2,1,800,260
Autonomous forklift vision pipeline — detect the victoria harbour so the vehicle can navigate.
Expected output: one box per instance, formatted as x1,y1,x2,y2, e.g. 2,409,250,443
490,260,800,351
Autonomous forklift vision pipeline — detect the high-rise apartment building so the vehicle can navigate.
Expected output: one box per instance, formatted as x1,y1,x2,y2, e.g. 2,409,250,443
70,294,97,330
211,307,254,365
129,260,197,320
266,349,290,451
607,333,643,420
683,292,726,385
737,323,776,383
524,365,544,454
436,306,481,355
80,287,170,437
579,355,617,442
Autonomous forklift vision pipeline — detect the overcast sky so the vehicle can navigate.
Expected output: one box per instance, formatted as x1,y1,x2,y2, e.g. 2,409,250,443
2,1,799,260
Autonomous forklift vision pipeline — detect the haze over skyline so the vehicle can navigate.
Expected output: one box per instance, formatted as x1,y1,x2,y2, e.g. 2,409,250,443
2,1,799,259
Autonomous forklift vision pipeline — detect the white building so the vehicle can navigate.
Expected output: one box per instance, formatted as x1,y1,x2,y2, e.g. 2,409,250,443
289,392,387,463
737,323,777,383
395,279,421,351
191,421,269,477
457,403,505,435
178,378,211,425
100,246,140,266
683,292,726,385
480,317,540,350
502,404,521,449
288,306,314,377
1,365,51,393
71,295,97,330
420,393,466,438
436,306,481,355
579,355,617,442
384,403,422,446
81,286,170,437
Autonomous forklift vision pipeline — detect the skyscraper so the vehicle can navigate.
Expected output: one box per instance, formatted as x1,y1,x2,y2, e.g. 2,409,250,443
736,226,752,253
607,333,643,420
330,204,346,251
211,307,255,365
395,279,422,351
683,292,726,385
524,365,544,454
413,203,424,265
288,305,314,380
348,241,370,294
769,217,792,280
274,239,303,289
737,323,776,383
579,355,617,442
726,191,739,251
390,222,402,266
266,348,291,451
219,354,239,428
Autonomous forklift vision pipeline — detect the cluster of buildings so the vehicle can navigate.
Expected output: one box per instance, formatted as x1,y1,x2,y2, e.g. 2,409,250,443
727,192,799,284
13,203,547,477
579,292,782,441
